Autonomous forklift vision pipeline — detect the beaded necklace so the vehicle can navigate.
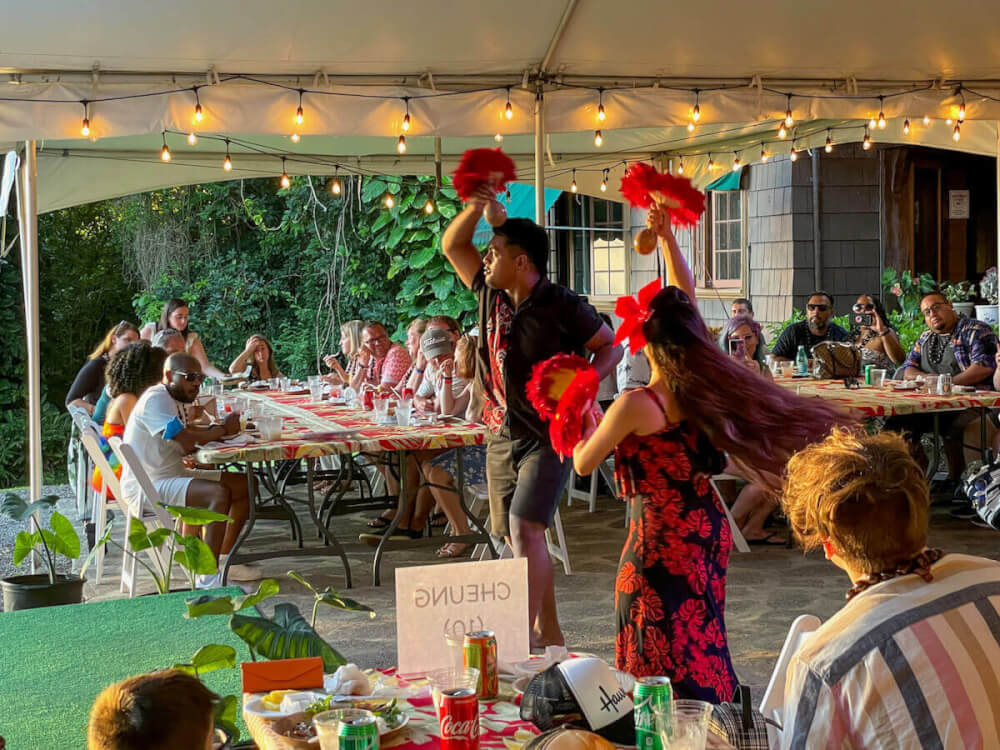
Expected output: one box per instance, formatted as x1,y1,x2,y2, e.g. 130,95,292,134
846,548,945,601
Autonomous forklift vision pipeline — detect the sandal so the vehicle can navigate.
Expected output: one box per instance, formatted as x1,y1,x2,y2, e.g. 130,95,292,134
746,532,786,546
436,542,470,558
429,511,448,529
366,513,394,529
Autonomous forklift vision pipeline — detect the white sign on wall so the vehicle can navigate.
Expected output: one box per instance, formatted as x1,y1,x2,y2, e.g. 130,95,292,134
395,558,530,676
949,190,970,220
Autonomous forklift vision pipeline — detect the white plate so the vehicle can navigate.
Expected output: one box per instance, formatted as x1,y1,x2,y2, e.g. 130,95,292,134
243,692,386,719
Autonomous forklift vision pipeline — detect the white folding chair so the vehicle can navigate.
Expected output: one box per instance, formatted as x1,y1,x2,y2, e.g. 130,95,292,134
107,436,181,596
566,458,617,513
759,614,822,744
709,475,751,553
77,424,131,584
69,406,99,520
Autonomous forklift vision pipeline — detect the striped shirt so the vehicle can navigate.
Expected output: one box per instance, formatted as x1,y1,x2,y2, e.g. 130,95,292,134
782,554,1000,749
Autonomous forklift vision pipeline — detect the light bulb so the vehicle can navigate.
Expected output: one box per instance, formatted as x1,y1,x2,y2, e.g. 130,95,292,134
397,134,407,153
953,123,961,141
785,110,794,128
81,117,90,136
280,172,290,189
187,132,198,146
687,122,695,133
825,135,833,153
570,171,578,192
600,180,607,192
707,157,715,171
223,154,233,171
194,103,203,123
331,179,342,195
760,146,769,162
863,132,872,150
958,103,966,121
903,119,911,135
878,112,886,129
923,114,931,125
295,105,304,126
494,133,503,143
160,144,171,162
402,112,411,132
424,199,435,214
733,155,741,171
385,194,394,209
946,118,953,125
789,147,798,162
504,100,513,120
594,130,603,147
597,103,606,122
778,123,787,139
692,103,701,122
290,132,300,143
869,117,877,130
677,160,684,175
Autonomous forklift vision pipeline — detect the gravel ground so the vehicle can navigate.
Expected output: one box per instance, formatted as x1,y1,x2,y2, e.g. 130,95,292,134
0,484,86,588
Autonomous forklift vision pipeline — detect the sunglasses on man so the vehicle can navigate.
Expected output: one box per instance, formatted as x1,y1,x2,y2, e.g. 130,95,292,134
806,304,830,312
173,370,207,384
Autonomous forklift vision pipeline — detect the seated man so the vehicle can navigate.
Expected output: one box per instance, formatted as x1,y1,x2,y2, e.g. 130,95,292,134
406,315,461,412
349,320,412,393
888,291,997,504
121,352,255,587
780,428,1000,748
716,297,769,355
88,669,218,750
770,291,849,361
151,328,186,355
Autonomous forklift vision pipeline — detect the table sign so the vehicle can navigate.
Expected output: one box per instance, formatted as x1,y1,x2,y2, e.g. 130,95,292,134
395,558,529,676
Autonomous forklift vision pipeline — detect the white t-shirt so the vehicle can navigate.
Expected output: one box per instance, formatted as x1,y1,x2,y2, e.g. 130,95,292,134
428,370,471,417
120,384,188,501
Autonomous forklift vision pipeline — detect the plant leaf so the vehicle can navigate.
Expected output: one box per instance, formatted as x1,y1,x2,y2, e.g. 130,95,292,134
430,273,455,301
79,522,114,579
176,536,218,575
49,511,81,559
316,592,377,618
188,644,238,675
233,578,280,611
185,594,237,618
1,493,59,522
361,179,387,203
386,224,407,250
13,530,35,566
39,528,74,559
407,245,436,269
229,603,346,671
214,694,241,742
286,570,317,594
128,517,154,551
163,504,232,525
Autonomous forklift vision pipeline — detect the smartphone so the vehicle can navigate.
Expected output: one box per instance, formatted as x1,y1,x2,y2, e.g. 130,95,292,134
852,313,874,327
728,338,747,359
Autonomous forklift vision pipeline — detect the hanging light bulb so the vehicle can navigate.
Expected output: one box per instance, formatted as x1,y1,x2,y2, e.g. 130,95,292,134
597,89,606,122
760,143,769,162
570,169,578,192
958,87,966,121
594,130,603,147
903,118,911,135
877,97,886,129
397,134,407,154
331,172,342,196
789,144,798,162
402,98,411,132
160,132,171,162
687,121,695,133
946,118,953,125
692,89,701,122
223,139,233,171
707,154,715,171
784,95,794,127
385,193,395,209
778,123,787,139
953,122,961,141
825,131,834,153
80,101,90,136
677,158,684,175
600,169,608,192
923,114,931,125
504,88,513,120
869,116,877,130
863,127,872,150
290,132,300,143
424,198,435,214
732,152,741,171
494,133,503,143
193,87,203,123
187,131,198,146
280,158,290,189
295,89,305,126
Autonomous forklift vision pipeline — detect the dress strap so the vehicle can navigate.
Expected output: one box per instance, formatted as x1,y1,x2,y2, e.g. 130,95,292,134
640,386,672,422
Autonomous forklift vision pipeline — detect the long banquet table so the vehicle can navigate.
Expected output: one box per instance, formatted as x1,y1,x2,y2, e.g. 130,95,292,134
195,388,494,587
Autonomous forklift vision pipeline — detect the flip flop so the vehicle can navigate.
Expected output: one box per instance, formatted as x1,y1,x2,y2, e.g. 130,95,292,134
436,542,470,558
747,532,786,546
366,514,393,529
429,511,448,528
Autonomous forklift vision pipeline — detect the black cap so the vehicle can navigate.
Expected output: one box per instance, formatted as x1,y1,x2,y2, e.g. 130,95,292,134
494,218,548,275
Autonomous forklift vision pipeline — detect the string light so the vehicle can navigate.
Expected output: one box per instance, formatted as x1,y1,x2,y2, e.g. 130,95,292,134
600,169,608,192
732,152,741,171
223,138,233,171
868,115,877,130
825,130,834,153
789,143,798,162
424,198,435,214
692,89,701,122
923,114,931,125
385,194,395,209
295,89,305,126
784,95,794,127
677,157,684,175
290,132,300,143
687,121,695,133
397,134,407,153
594,129,603,147
494,133,503,143
193,87,203,123
570,169,578,192
778,122,787,139
597,89,606,122
80,101,90,136
504,88,513,120
862,126,872,150
760,143,769,162
331,168,342,196
903,118,911,135
957,86,966,121
402,97,411,132
707,154,714,171
160,132,171,162
280,157,290,189
187,131,197,146
953,122,961,141
877,97,886,129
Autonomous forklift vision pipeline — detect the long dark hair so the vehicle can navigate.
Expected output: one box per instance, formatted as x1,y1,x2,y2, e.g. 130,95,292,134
157,298,190,338
643,286,855,489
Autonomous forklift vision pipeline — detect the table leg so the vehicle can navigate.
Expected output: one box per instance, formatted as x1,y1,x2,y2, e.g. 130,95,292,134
927,414,941,480
373,450,408,586
222,461,259,585
306,457,353,588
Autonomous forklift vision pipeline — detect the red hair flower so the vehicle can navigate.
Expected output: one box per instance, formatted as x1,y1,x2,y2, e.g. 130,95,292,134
613,278,662,354
452,148,517,200
526,354,600,458
619,162,706,228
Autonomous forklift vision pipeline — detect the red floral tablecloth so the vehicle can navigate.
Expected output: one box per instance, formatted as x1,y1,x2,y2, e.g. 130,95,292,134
196,390,486,464
774,377,1000,418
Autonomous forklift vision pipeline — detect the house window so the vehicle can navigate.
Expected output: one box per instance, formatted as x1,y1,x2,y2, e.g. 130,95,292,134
711,191,743,288
549,194,626,296
592,237,627,295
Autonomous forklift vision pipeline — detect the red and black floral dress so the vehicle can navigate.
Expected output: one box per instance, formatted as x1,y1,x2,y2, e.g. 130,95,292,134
613,387,737,703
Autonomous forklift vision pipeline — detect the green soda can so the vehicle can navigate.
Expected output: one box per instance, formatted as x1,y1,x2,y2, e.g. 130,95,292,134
633,676,672,750
313,707,379,750
864,364,873,385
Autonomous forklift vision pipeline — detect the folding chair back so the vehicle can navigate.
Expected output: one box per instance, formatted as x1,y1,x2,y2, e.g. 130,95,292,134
709,475,751,553
759,614,822,733
78,424,132,583
68,406,99,519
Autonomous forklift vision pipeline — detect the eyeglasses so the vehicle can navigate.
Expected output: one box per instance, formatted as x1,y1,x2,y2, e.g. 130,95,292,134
173,370,207,384
921,301,948,317
806,304,830,312
852,303,875,312
365,334,389,344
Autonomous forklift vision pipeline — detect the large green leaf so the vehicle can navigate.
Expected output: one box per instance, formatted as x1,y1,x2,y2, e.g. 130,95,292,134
0,493,59,522
431,273,455,300
233,578,281,611
286,570,318,594
407,245,437,269
315,592,376,618
13,530,35,566
387,181,401,195
386,224,407,250
39,527,76,559
371,211,394,233
127,517,170,552
185,594,237,618
361,179,387,202
48,511,81,559
173,644,238,676
438,202,459,219
229,603,346,671
174,536,218,575
164,504,232,526
214,694,241,741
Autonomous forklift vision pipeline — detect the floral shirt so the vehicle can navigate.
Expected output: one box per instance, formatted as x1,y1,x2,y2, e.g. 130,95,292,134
363,343,413,389
904,315,997,384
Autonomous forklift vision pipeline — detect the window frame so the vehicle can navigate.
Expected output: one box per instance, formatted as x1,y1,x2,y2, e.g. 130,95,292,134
709,189,745,290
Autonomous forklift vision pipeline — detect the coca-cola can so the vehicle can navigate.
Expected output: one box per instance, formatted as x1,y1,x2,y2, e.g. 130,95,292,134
438,687,480,750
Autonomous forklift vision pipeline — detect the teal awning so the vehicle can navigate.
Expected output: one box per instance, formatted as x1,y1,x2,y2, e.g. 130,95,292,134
472,182,563,245
705,167,743,191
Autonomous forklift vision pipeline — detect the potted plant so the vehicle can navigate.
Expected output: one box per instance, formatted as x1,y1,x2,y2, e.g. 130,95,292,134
977,268,999,324
0,492,108,611
942,280,976,317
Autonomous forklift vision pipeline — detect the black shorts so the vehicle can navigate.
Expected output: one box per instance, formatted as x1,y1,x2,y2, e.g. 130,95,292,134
486,436,570,537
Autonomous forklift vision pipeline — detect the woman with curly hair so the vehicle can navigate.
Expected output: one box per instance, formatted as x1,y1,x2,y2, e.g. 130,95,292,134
573,205,853,702
91,341,168,497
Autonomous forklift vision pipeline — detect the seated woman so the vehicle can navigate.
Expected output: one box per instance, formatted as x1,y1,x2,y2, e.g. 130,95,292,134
228,334,283,381
66,321,140,417
140,298,228,380
323,319,365,386
91,341,168,499
850,294,906,372
780,427,1000,747
722,314,772,378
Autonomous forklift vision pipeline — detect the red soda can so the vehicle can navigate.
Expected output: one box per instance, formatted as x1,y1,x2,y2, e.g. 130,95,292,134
363,389,374,411
402,387,414,400
463,631,498,699
438,687,480,750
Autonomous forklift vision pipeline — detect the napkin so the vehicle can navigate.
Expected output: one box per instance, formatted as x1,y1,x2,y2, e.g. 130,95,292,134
202,433,254,449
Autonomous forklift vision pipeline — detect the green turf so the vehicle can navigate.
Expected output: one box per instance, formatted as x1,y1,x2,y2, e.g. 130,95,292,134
0,588,253,748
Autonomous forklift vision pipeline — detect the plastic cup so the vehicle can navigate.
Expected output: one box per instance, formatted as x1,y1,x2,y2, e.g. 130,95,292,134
308,374,323,387
871,368,887,388
426,667,480,711
258,416,283,441
661,699,712,750
309,382,325,402
444,633,465,670
280,376,292,391
396,401,412,426
374,397,389,422
268,377,280,390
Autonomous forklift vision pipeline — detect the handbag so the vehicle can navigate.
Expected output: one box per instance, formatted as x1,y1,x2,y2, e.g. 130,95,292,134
708,685,776,750
810,341,861,379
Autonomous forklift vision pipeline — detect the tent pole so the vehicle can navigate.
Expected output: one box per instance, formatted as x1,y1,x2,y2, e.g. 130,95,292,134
16,140,42,541
996,122,999,289
534,89,545,225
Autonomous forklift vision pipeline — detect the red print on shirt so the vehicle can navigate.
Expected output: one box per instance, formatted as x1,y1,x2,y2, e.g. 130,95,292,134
483,295,513,432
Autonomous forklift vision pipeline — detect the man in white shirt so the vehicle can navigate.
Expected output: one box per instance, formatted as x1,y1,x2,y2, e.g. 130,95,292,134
121,352,254,586
407,315,461,411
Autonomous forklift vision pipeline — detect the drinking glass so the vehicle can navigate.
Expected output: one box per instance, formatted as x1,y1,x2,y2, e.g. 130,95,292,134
426,667,480,711
657,699,711,750
308,374,323,387
396,398,412,426
268,377,280,390
871,368,887,388
215,396,230,421
768,359,781,377
341,386,358,407
309,381,325,402
280,376,292,392
443,633,465,670
373,397,389,422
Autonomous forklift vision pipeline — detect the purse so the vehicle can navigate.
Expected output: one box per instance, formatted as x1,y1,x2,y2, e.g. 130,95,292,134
810,341,861,379
708,685,776,750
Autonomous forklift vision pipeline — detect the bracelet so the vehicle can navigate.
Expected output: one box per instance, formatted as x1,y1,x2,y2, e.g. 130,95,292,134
414,368,425,374
443,377,453,382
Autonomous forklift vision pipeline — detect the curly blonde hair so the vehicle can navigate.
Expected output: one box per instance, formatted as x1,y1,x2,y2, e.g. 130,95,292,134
781,428,929,575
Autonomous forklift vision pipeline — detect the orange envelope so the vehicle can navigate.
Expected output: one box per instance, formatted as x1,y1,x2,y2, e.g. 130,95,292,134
241,656,324,694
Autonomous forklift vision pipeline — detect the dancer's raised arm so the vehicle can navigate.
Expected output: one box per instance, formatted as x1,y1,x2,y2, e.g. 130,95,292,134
648,203,696,305
441,185,493,289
